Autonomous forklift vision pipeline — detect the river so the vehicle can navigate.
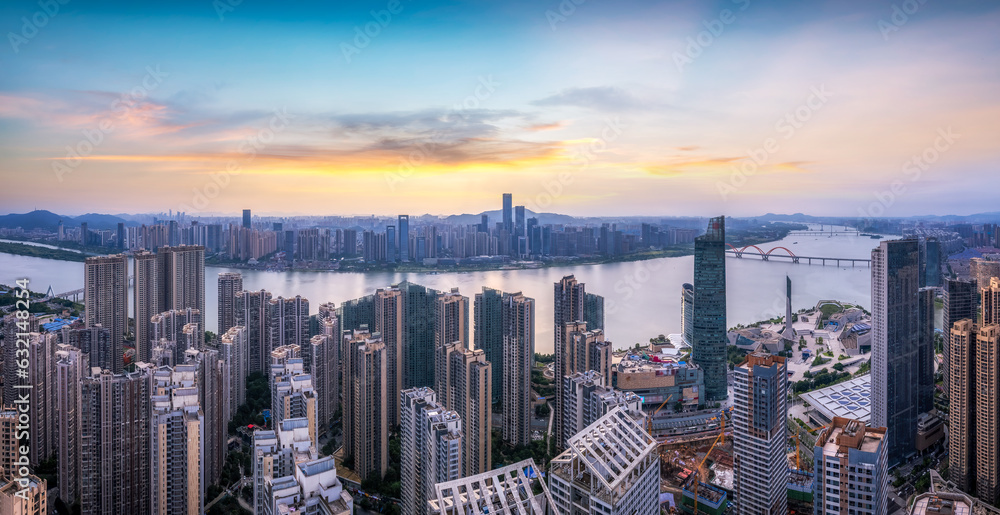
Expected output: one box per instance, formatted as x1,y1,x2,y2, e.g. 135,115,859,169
0,226,888,353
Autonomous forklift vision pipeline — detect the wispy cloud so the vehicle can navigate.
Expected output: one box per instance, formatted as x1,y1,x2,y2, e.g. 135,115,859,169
531,86,646,111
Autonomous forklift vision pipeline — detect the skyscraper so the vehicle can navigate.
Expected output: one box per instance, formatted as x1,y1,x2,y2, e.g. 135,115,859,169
502,193,512,234
2,313,38,406
243,208,252,228
78,364,155,514
217,271,243,335
270,347,318,447
436,343,492,476
947,278,1000,504
386,225,396,263
84,254,128,373
553,275,585,448
692,216,727,402
733,353,788,515
399,214,410,262
812,418,888,515
400,282,440,389
309,325,339,433
150,308,203,365
502,291,534,446
474,287,504,404
375,287,404,426
917,287,936,414
220,325,248,410
55,345,85,505
343,330,389,481
561,370,643,444
156,245,206,317
943,278,976,394
150,365,205,515
583,292,605,332
555,322,611,448
186,347,229,489
401,388,463,515
134,250,159,363
871,239,921,464
24,333,56,467
236,289,273,374
0,475,47,515
268,295,310,352
435,288,469,349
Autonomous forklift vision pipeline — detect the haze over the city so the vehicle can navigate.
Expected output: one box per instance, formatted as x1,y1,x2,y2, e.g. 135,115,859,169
1,0,998,217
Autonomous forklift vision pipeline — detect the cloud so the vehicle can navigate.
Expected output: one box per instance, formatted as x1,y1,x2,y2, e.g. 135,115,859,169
531,86,645,111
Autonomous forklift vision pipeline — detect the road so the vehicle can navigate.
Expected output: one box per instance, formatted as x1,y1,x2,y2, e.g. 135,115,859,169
203,476,250,512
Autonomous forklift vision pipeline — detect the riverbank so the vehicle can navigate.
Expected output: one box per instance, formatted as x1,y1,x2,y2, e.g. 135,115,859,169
0,241,88,262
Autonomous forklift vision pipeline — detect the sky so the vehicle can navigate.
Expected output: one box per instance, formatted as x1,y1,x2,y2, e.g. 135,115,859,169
0,0,998,218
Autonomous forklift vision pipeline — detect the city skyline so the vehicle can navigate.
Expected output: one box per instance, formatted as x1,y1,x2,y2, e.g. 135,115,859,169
1,1,999,217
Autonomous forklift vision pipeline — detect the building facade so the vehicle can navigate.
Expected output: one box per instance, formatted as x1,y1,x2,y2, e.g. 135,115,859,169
692,216,727,402
813,418,888,515
733,354,789,515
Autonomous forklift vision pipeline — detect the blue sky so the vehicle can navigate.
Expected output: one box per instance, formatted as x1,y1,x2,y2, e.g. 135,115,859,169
1,0,998,217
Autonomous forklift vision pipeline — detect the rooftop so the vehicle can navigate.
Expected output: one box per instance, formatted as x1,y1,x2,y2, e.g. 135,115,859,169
818,417,886,457
800,374,872,424
428,459,554,515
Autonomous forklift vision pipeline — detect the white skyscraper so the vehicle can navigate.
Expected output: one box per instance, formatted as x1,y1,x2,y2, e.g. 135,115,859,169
733,353,789,515
401,388,463,515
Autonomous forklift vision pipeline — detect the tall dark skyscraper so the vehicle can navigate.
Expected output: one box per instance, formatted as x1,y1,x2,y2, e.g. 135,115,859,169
242,208,251,228
502,193,512,233
583,292,604,332
116,222,125,250
871,239,921,465
943,278,976,393
514,204,525,237
474,287,504,404
917,287,936,414
692,216,728,402
398,214,410,262
386,225,396,263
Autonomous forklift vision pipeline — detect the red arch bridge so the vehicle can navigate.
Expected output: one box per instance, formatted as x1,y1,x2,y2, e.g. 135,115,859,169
725,244,870,267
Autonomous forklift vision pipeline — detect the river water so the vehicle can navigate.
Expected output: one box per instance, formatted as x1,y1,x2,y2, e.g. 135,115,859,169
0,226,888,353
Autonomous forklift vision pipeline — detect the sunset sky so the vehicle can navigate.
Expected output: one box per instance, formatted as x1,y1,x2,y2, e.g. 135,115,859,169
1,0,997,217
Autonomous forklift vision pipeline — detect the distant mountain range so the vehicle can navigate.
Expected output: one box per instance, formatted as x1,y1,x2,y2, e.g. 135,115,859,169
0,210,133,231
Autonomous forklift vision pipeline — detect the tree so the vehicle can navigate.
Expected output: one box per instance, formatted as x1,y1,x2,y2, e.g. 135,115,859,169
535,403,550,417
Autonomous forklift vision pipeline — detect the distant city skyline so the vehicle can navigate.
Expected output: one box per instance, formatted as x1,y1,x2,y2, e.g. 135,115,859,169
1,1,998,217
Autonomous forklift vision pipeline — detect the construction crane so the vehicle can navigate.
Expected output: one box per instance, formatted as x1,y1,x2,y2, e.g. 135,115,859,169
647,395,673,436
691,412,727,515
792,422,827,471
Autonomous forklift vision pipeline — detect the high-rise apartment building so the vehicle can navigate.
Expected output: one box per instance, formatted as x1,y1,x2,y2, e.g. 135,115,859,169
549,407,659,515
561,370,642,445
0,407,18,479
84,254,128,373
812,417,888,515
78,364,155,514
555,321,611,448
871,239,921,465
217,272,243,335
692,216,727,402
948,277,1000,505
733,353,788,515
553,275,585,450
474,287,504,404
150,365,204,515
309,330,339,433
435,288,469,349
64,324,111,372
236,289,273,374
375,287,404,426
268,295,310,353
2,314,38,406
155,245,206,316
54,346,85,505
150,307,203,365
401,388,463,515
220,325,248,410
24,333,56,467
243,209,252,228
134,250,159,363
186,347,229,489
502,291,534,447
343,330,389,481
436,343,491,476
400,282,440,389
270,348,318,448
